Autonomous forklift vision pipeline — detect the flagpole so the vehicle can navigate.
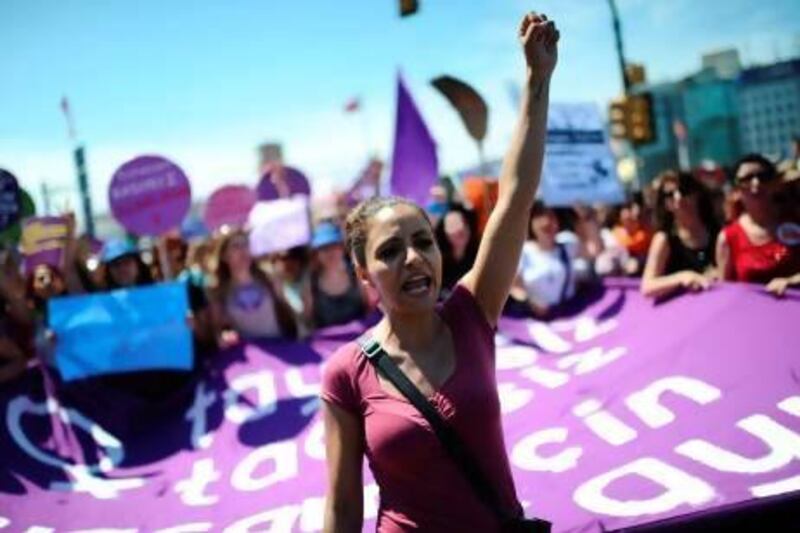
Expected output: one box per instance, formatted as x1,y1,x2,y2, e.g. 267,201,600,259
61,97,95,237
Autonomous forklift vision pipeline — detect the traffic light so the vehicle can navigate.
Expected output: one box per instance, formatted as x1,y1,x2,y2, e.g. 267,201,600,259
609,97,630,140
628,93,654,144
607,93,655,144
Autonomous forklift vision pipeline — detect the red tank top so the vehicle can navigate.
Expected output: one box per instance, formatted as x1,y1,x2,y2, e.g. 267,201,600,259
723,220,800,283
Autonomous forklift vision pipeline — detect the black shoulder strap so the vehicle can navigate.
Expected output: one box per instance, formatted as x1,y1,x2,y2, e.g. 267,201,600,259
356,335,514,524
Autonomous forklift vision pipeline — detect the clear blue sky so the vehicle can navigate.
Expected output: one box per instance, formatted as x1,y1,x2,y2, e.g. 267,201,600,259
1,0,798,223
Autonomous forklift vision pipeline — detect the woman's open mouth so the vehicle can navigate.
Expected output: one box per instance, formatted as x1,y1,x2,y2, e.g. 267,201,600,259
401,274,433,295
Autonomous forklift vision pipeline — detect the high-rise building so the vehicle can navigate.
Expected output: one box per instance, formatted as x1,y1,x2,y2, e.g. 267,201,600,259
736,59,800,158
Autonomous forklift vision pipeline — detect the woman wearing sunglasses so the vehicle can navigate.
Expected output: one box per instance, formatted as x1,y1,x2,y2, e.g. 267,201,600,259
641,171,719,299
716,154,800,296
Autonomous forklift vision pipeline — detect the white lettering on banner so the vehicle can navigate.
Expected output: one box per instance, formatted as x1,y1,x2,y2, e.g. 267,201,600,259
223,371,278,424
231,441,298,492
284,369,322,417
363,483,381,520
675,415,800,474
7,396,123,472
496,345,539,370
0,517,8,528
625,376,722,429
222,504,300,533
498,383,535,414
750,474,800,498
304,421,326,461
68,527,139,533
298,496,325,532
527,323,572,353
777,396,800,417
186,383,217,450
573,457,716,517
572,317,618,343
175,458,221,506
512,427,583,473
519,366,570,388
51,464,144,500
572,399,637,446
153,523,214,533
556,346,627,375
23,528,55,533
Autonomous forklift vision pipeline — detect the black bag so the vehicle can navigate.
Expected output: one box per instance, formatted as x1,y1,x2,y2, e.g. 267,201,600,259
357,336,552,533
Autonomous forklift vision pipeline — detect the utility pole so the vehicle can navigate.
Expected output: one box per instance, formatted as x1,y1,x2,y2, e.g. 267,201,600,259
607,0,630,95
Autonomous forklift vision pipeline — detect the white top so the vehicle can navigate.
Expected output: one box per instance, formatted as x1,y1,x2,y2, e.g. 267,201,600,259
518,231,588,308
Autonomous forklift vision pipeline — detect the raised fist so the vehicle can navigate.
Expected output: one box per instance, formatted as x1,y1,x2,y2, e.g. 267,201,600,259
519,12,559,79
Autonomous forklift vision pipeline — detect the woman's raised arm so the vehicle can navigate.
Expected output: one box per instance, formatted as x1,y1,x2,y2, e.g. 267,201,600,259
462,12,559,325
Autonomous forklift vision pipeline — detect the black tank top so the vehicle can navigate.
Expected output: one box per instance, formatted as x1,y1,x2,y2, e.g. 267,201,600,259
311,267,365,328
665,231,716,274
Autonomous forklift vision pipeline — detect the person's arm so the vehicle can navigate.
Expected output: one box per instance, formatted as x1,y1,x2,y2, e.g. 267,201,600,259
715,231,734,281
766,272,800,297
61,212,86,294
641,232,710,298
461,13,559,326
323,401,364,533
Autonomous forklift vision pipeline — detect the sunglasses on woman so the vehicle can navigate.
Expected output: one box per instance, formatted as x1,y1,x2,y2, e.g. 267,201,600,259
735,170,777,188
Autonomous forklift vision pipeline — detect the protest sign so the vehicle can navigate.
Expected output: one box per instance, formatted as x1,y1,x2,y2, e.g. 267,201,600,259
257,166,312,201
203,185,257,232
541,103,624,207
109,155,192,236
2,281,799,531
248,196,311,256
0,188,35,245
0,168,21,232
47,281,193,381
20,216,68,272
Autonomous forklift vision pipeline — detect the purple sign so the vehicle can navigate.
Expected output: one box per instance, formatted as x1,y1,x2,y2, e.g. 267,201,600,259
0,168,21,231
203,185,257,232
109,155,192,236
1,281,799,531
257,165,312,201
20,216,68,273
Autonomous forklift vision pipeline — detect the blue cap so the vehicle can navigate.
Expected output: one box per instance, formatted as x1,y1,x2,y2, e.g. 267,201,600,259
426,201,448,218
101,239,138,263
311,222,343,249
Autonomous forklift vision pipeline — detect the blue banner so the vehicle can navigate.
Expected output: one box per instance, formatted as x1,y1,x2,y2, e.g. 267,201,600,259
48,281,193,381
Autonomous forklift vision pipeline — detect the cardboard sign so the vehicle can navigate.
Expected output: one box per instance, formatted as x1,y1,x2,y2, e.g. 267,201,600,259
20,216,68,272
248,196,311,256
0,168,21,231
47,281,193,381
203,185,256,232
109,155,192,236
541,103,624,207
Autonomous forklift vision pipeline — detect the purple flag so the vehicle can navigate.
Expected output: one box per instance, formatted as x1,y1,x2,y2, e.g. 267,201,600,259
1,281,799,531
390,74,438,205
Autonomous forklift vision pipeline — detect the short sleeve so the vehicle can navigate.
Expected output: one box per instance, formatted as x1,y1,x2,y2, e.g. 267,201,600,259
320,342,362,415
442,284,495,342
556,231,580,259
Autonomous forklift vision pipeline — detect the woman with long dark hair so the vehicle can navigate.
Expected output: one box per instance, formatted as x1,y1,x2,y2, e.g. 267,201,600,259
641,171,719,298
434,203,480,295
209,230,297,346
321,12,558,531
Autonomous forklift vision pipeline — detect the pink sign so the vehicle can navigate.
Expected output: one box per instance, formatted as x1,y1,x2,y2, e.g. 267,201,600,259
257,165,311,200
109,155,192,236
203,185,256,232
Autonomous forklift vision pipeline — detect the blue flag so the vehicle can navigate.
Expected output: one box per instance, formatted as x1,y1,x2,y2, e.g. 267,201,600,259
48,282,193,381
389,74,439,205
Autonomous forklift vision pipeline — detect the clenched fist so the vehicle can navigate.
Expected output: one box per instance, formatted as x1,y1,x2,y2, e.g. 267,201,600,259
519,12,559,80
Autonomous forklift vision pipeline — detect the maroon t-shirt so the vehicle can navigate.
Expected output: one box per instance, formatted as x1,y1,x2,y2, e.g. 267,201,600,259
321,285,522,532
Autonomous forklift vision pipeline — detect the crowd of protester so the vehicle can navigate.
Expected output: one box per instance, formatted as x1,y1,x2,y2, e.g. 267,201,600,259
1,150,799,387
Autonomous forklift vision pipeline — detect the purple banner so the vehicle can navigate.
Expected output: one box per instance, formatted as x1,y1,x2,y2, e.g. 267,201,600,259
1,281,799,532
257,166,312,201
109,155,192,236
389,74,439,205
21,216,68,273
203,185,257,232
